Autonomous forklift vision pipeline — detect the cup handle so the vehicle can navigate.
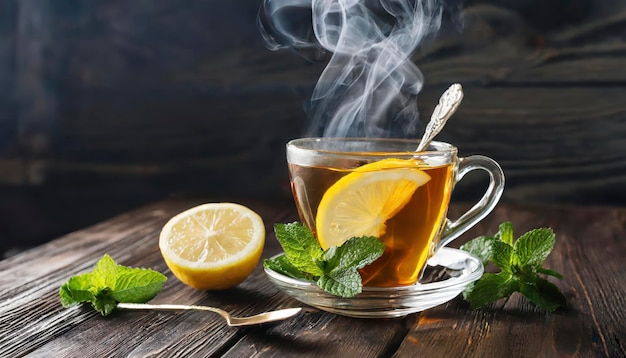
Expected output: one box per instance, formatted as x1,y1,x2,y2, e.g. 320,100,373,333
435,155,505,252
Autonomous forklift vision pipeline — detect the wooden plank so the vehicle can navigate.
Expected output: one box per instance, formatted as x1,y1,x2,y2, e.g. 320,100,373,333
222,311,415,357
414,5,626,85
3,3,626,207
16,1,626,206
0,198,293,356
0,1,17,153
25,83,626,208
0,197,434,357
416,86,626,206
1,200,625,356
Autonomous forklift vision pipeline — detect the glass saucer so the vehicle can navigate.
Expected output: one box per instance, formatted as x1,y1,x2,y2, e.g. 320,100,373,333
264,247,483,318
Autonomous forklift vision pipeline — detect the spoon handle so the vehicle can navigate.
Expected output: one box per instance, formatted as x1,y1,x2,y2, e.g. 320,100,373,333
117,302,224,313
117,303,302,326
416,83,464,152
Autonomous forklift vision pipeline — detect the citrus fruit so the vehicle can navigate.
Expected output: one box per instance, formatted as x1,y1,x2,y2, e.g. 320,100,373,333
315,158,431,249
159,203,265,290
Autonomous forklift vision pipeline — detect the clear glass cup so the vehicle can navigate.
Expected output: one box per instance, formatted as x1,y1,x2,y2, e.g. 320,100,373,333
286,137,504,287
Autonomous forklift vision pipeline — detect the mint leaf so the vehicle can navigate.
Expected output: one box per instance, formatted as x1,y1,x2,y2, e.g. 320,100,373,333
460,235,495,266
317,268,362,298
274,222,324,276
93,289,118,316
516,264,538,285
514,228,555,267
264,255,310,280
495,222,514,246
537,267,564,279
519,278,567,312
463,272,518,309
60,273,96,307
92,254,117,289
59,255,166,316
112,267,168,303
323,236,384,272
318,236,384,297
461,223,566,312
266,223,385,298
491,241,514,272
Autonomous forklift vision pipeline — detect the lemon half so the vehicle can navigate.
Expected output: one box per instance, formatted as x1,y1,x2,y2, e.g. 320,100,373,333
159,203,265,290
315,158,431,249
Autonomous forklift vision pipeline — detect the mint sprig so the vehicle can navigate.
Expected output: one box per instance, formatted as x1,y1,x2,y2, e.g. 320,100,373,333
461,222,566,312
60,254,167,316
264,222,384,297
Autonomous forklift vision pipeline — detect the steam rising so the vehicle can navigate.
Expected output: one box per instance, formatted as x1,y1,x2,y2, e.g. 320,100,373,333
259,0,447,138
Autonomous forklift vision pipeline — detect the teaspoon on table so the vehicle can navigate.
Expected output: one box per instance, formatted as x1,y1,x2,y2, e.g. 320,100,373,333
117,303,302,327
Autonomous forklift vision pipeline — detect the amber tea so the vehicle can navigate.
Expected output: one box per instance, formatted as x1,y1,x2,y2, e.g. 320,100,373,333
286,138,504,288
290,161,454,286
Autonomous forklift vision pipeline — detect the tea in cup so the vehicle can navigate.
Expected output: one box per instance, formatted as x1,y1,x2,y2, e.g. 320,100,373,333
286,137,504,287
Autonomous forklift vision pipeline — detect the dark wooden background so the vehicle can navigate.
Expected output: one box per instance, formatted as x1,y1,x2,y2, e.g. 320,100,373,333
1,0,626,258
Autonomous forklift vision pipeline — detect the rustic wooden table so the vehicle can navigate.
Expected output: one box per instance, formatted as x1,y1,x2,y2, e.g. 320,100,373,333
1,198,624,357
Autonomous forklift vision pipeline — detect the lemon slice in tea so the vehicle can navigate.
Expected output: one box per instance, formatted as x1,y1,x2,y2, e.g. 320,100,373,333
315,158,431,249
159,203,265,290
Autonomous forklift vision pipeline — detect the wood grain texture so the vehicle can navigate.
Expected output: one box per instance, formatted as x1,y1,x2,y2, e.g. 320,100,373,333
0,2,624,206
416,86,626,206
1,198,624,357
3,1,626,256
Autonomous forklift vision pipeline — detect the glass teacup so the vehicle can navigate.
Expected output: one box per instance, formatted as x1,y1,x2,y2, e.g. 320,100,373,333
286,137,504,287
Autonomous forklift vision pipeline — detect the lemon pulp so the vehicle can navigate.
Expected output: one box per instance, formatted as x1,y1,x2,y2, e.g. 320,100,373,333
159,203,265,290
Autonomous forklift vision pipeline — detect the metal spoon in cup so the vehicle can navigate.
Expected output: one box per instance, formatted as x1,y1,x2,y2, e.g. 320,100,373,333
415,83,464,152
117,303,302,327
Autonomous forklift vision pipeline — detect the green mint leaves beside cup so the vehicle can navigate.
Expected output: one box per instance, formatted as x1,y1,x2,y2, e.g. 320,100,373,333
59,254,167,316
264,222,384,298
461,222,566,312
